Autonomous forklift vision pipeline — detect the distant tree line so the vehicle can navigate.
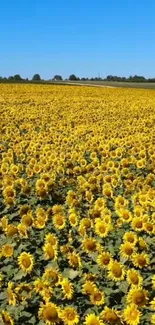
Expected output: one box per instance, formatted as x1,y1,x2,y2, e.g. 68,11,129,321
0,73,155,83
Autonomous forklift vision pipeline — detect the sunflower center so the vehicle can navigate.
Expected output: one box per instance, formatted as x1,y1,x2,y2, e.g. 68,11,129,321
130,310,138,320
66,311,75,320
133,291,146,305
85,240,97,251
93,292,102,301
102,256,110,265
135,221,143,228
22,257,31,268
46,246,54,258
98,225,106,233
105,311,119,322
112,264,122,277
43,306,58,321
137,256,146,266
127,236,134,243
125,246,133,255
56,217,63,225
130,274,139,284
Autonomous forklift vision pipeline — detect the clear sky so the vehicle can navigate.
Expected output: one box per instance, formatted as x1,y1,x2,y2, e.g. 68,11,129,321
0,0,155,79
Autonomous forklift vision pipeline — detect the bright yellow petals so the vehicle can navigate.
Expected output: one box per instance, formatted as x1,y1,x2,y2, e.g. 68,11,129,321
120,242,135,259
60,307,79,325
95,219,110,238
18,252,34,273
97,251,112,268
90,289,105,305
0,311,14,325
82,237,99,253
123,232,137,245
101,307,120,324
61,278,74,300
1,244,14,258
123,304,142,325
127,287,149,307
108,260,125,281
67,251,82,268
53,214,66,230
132,253,150,269
38,302,60,325
82,280,96,295
127,269,143,287
84,314,104,325
43,243,57,260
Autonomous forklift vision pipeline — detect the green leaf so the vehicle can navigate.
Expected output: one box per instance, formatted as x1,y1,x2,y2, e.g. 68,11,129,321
62,268,79,279
14,270,26,280
0,292,7,300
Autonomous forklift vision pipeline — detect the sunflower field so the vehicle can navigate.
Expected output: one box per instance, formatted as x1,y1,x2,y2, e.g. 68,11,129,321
0,84,155,325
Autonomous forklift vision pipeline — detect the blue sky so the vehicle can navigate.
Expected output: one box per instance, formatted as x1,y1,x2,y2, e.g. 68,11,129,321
0,0,155,79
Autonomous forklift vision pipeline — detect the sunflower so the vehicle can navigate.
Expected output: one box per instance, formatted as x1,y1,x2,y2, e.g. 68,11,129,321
61,278,74,300
52,204,64,215
80,218,92,230
34,278,50,293
6,224,18,237
84,314,103,325
150,298,155,310
151,315,155,325
120,242,135,259
90,289,105,305
3,186,15,198
35,215,46,229
53,214,66,230
67,251,81,268
38,302,60,325
97,251,112,269
143,222,154,234
1,311,14,325
108,260,125,281
127,287,148,307
5,197,15,206
43,243,57,260
95,219,110,238
69,213,78,227
60,307,79,325
45,233,58,246
101,306,120,324
152,275,155,289
123,232,137,245
17,223,28,238
132,253,150,269
43,268,60,285
118,208,132,223
82,280,96,295
20,204,30,216
15,283,32,302
1,216,8,231
22,212,33,227
82,237,99,253
138,238,148,251
7,282,17,306
2,244,14,258
127,269,143,287
18,252,34,273
131,217,143,232
123,304,142,325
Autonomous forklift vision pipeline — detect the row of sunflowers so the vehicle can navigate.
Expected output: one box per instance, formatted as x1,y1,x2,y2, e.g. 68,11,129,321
0,84,155,325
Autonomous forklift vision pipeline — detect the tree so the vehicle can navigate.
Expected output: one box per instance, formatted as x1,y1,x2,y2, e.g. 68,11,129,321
69,74,78,81
8,76,14,80
13,74,22,81
32,74,41,81
53,75,63,81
